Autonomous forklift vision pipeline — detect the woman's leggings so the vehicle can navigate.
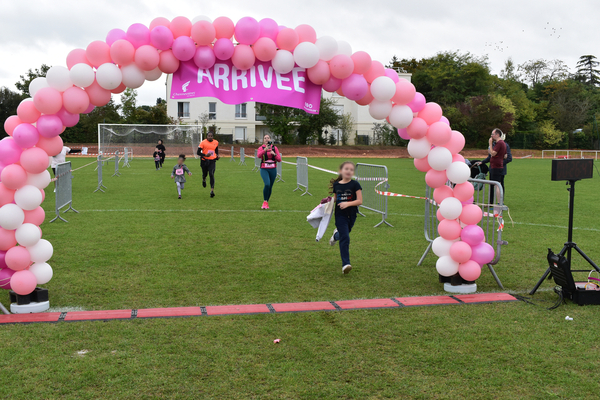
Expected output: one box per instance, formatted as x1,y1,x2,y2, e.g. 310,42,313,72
201,159,216,189
260,167,277,201
159,156,165,167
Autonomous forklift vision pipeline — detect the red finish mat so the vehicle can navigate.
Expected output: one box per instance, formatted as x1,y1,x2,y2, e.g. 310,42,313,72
64,309,132,321
454,293,517,303
205,304,270,316
271,301,336,312
335,298,400,310
396,296,460,306
137,307,203,318
0,312,61,324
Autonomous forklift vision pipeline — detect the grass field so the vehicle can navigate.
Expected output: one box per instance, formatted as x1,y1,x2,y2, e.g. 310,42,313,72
1,155,600,399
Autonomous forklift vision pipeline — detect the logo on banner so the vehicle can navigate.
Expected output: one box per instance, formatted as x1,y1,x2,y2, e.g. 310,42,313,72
182,81,190,93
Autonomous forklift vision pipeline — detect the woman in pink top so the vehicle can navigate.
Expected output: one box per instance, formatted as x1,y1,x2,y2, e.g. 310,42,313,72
257,134,282,209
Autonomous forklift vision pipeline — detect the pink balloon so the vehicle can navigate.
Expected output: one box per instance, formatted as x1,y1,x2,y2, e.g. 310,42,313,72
172,36,196,61
149,17,170,30
5,246,31,271
322,76,342,92
214,16,235,39
135,45,160,71
351,51,372,75
440,116,450,125
63,87,90,114
111,83,127,95
36,136,63,157
24,207,45,225
461,196,474,206
460,204,483,226
86,41,111,67
10,269,37,295
110,39,135,66
438,219,461,240
419,102,443,125
253,37,277,62
356,86,374,106
425,169,447,188
191,20,216,46
364,60,385,83
459,260,481,281
276,28,299,51
213,38,235,60
433,186,454,205
470,242,494,265
385,68,400,83
450,241,473,264
436,208,444,222
1,164,27,190
66,49,91,69
0,267,15,290
0,137,23,164
13,123,39,148
0,183,15,207
34,87,63,115
235,17,260,45
406,117,428,140
0,228,16,251
341,74,368,101
193,46,216,69
258,18,279,41
427,122,452,146
392,80,417,105
56,107,80,127
407,92,426,113
106,28,126,46
85,81,111,107
231,45,255,71
83,103,95,114
0,250,6,269
126,23,151,48
452,154,465,163
170,16,192,38
4,116,22,137
307,60,331,85
329,55,354,80
17,101,41,124
446,130,466,155
150,26,174,51
398,128,411,140
453,182,475,202
461,225,485,246
20,147,49,174
413,157,431,173
36,115,63,138
158,50,180,74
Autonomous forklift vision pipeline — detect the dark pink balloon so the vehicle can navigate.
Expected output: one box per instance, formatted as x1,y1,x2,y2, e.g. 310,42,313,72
36,115,63,138
213,38,235,60
341,74,368,101
13,123,40,148
385,68,400,83
126,23,151,48
322,76,342,92
106,28,126,46
0,137,23,165
398,128,411,140
408,92,426,113
150,26,174,51
0,267,15,290
56,107,80,127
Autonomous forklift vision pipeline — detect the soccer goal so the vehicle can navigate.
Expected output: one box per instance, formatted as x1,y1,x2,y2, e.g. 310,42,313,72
98,124,203,159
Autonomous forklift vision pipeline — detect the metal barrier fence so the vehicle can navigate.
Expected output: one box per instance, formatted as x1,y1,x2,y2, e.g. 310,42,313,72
252,149,260,172
417,179,508,288
542,149,600,159
239,147,246,166
355,163,392,227
122,147,131,167
50,162,78,223
112,150,121,177
93,155,107,193
276,153,284,182
293,157,311,196
230,146,235,162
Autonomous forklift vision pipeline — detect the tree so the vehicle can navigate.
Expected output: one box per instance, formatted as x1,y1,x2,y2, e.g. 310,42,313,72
546,59,570,82
255,103,304,144
547,81,591,147
538,120,565,148
296,98,341,144
372,122,403,146
198,112,210,135
576,55,600,86
0,87,24,137
121,88,138,123
518,59,548,86
336,113,355,145
500,58,521,82
15,64,50,97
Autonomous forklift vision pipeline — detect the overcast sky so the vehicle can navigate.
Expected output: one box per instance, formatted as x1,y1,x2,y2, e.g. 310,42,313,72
1,0,597,106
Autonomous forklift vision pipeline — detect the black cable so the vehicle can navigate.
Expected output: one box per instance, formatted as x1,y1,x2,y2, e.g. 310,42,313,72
547,287,565,310
514,286,565,310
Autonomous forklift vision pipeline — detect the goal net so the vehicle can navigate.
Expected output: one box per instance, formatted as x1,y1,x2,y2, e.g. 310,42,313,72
98,124,203,158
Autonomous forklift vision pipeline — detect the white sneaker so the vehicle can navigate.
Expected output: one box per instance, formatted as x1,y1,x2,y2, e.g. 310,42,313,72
329,229,338,246
342,264,352,274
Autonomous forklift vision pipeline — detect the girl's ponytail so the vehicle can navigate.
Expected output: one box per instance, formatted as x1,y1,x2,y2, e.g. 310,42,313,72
329,174,343,193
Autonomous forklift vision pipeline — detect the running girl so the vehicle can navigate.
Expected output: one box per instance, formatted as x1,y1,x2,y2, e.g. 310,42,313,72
152,147,163,170
197,132,219,198
257,134,282,209
171,154,192,199
329,161,362,274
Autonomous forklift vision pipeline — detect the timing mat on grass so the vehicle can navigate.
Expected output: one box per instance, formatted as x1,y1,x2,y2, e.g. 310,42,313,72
0,293,517,324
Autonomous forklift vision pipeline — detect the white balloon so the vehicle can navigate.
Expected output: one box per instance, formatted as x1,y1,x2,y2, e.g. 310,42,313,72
192,15,212,23
272,50,295,74
335,40,352,56
27,239,53,263
26,170,51,190
29,77,49,97
14,185,43,211
440,197,463,220
427,147,453,171
446,161,471,184
293,42,320,69
96,63,122,90
436,255,460,277
46,66,73,92
15,223,41,247
29,262,53,285
144,67,163,81
69,63,95,88
370,76,396,101
407,137,432,159
368,100,392,120
121,64,145,89
0,204,24,230
388,105,413,129
432,237,455,257
315,36,338,61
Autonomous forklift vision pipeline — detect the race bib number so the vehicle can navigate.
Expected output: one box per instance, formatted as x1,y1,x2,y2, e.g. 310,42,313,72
262,162,276,169
175,168,184,175
155,156,160,161
206,151,214,157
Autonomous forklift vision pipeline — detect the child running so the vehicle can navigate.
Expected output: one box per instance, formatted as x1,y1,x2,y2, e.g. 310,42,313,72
153,147,163,170
329,161,363,274
171,154,192,199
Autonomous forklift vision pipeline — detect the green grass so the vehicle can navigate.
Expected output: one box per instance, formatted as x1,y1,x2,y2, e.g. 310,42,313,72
1,155,599,399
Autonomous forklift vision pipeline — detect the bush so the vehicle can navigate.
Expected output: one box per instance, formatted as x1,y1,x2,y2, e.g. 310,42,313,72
538,120,566,148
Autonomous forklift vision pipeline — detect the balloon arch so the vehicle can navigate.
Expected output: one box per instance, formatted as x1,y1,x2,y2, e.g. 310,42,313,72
0,16,492,297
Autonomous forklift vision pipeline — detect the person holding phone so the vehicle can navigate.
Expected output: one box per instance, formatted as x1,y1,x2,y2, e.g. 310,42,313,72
257,134,282,210
197,132,219,198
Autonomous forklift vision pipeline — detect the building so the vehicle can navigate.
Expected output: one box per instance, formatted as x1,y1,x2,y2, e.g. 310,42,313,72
165,71,411,144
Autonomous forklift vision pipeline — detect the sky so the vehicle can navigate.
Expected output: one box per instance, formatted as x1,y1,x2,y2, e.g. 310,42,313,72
0,0,598,106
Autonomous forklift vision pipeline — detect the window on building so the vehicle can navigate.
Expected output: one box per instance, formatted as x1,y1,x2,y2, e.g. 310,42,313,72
208,102,217,120
235,103,247,119
177,102,190,118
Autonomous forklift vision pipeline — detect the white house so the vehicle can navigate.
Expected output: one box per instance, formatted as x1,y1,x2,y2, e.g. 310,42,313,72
165,71,411,144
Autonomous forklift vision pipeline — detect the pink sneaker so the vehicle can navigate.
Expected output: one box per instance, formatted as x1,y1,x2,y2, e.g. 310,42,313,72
261,201,269,209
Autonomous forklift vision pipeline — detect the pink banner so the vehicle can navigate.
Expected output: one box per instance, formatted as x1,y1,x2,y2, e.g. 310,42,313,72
170,60,322,114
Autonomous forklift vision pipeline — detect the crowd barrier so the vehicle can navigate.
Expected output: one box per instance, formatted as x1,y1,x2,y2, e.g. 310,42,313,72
355,163,392,227
276,153,284,182
93,155,107,193
293,157,311,196
252,149,260,172
50,162,79,223
239,148,246,166
121,147,131,167
230,146,235,162
112,150,121,177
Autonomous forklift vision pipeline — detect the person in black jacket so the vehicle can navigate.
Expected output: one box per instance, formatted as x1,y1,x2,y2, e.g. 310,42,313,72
156,139,166,167
475,134,512,196
152,147,163,170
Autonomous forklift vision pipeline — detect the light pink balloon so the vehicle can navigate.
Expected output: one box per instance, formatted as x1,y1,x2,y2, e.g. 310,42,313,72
106,28,126,46
436,209,444,222
0,137,22,164
62,87,90,114
253,37,277,62
385,68,400,83
191,20,216,46
20,148,49,174
17,101,41,124
341,74,368,101
459,260,481,281
450,241,473,264
213,38,235,60
446,130,466,154
36,136,63,157
23,207,45,225
172,36,196,61
0,183,15,207
351,51,372,75
438,219,462,240
4,116,22,137
56,107,80,127
258,18,278,41
158,50,180,74
392,80,417,105
12,123,39,148
452,154,465,163
295,24,316,43
427,122,452,146
170,16,192,38
193,46,216,69
149,17,170,30
150,26,174,51
425,169,447,188
307,60,331,85
461,225,485,246
413,157,431,173
126,23,151,48
460,204,483,226
433,186,454,205
86,41,111,67
135,45,160,71
214,16,235,39
364,60,385,83
66,49,91,69
440,116,450,125
10,269,37,295
419,102,443,125
110,39,135,66
235,17,260,45
322,76,342,92
406,117,428,139
85,81,111,107
276,28,299,51
231,45,255,71
34,87,63,115
470,242,494,265
453,182,475,202
1,164,27,190
407,92,426,112
329,55,354,80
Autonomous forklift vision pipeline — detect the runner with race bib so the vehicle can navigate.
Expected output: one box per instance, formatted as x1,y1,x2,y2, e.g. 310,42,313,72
171,154,192,199
197,132,219,198
257,134,282,210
